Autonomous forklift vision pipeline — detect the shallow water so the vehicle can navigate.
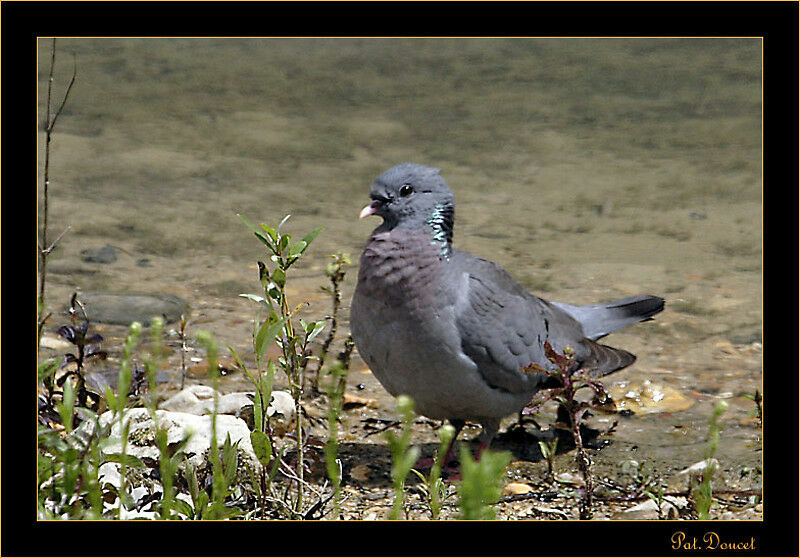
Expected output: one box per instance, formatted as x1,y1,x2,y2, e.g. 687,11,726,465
38,38,762,481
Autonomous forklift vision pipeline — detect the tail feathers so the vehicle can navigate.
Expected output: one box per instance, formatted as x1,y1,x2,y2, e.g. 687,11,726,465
552,295,665,341
582,338,637,376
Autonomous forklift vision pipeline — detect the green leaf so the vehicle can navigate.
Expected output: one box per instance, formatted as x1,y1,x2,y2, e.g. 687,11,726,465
279,233,290,252
103,453,147,468
223,434,239,487
253,388,263,433
171,498,195,519
258,223,278,244
104,386,117,410
270,267,286,289
58,380,76,433
305,320,327,343
288,240,307,259
255,316,285,360
302,226,323,247
250,431,272,466
238,214,274,248
37,358,59,381
268,446,284,483
195,491,210,518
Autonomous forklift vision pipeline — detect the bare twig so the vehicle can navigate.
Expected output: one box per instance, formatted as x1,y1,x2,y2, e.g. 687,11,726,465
312,252,350,394
179,314,188,390
40,225,72,256
38,38,77,347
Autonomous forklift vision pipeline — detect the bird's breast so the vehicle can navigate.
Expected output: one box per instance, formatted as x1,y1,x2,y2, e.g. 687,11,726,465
355,230,449,312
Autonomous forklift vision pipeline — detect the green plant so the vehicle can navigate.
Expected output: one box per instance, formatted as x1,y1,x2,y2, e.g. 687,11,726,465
38,320,147,519
693,400,728,519
410,423,456,519
618,459,669,519
193,330,243,519
456,445,511,520
178,313,189,390
385,395,420,520
312,251,351,394
538,436,559,482
741,389,762,426
522,341,614,519
323,360,348,519
47,295,107,411
37,405,108,519
238,213,325,514
108,321,142,518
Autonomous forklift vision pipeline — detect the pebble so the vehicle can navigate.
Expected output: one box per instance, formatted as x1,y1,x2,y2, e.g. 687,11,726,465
362,506,389,520
186,357,239,378
555,472,584,486
73,291,187,326
678,458,719,482
611,496,688,519
349,463,372,483
503,482,534,496
39,335,72,351
81,244,117,264
342,392,379,409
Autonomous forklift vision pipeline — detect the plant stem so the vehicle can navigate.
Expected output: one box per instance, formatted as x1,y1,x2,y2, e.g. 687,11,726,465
38,38,76,348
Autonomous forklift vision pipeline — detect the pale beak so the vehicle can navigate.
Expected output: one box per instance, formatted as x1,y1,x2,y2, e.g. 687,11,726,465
359,200,383,219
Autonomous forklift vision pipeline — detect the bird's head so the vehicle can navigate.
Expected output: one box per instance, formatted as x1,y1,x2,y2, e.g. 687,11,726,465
360,163,455,239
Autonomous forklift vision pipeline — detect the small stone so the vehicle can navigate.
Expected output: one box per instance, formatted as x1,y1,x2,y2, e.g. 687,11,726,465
342,392,379,409
678,458,719,481
555,472,584,486
186,357,239,378
267,391,295,418
81,244,117,264
39,335,72,351
75,291,187,325
503,482,534,496
362,506,389,520
612,496,686,519
350,464,372,483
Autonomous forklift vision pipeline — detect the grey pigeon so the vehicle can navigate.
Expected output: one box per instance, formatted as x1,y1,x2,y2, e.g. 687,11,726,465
350,163,664,457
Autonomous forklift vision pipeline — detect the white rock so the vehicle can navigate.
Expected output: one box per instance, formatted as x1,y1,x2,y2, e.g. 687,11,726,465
158,386,294,421
94,408,259,469
130,485,150,503
267,390,295,418
612,496,688,519
158,385,220,414
119,508,159,520
98,462,123,489
218,392,257,415
39,335,72,351
678,458,719,480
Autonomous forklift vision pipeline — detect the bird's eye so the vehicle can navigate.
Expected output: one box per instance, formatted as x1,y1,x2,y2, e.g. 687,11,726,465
399,184,413,197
